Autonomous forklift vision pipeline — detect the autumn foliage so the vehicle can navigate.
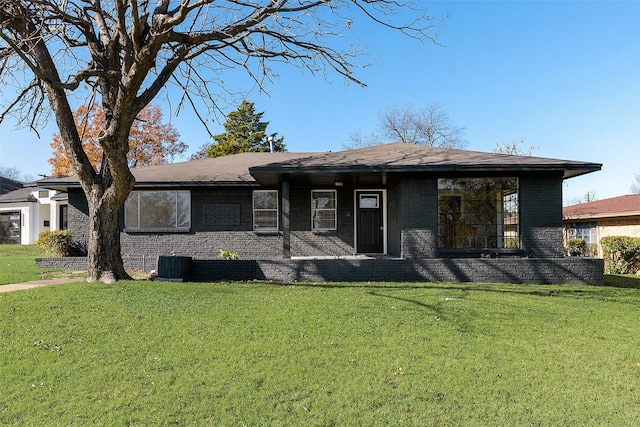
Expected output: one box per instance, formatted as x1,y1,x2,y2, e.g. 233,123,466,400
49,104,186,176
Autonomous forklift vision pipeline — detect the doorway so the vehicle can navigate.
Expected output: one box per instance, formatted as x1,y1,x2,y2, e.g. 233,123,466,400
355,191,384,254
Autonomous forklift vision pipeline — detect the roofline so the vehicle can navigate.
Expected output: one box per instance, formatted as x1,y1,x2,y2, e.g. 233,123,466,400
39,181,262,190
250,163,601,178
563,211,640,221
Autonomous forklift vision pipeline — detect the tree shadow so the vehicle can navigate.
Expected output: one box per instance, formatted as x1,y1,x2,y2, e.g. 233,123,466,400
603,274,640,289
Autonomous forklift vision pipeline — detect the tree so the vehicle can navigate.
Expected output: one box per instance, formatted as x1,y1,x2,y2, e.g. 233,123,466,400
1,1,443,283
492,139,538,156
0,165,35,182
49,104,186,176
631,170,640,194
191,100,285,159
344,103,467,149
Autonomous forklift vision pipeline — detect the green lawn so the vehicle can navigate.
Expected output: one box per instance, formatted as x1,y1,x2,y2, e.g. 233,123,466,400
1,278,639,426
0,245,53,284
0,245,85,285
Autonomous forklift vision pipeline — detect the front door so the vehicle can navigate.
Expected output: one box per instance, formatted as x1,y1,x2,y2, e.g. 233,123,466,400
356,191,384,254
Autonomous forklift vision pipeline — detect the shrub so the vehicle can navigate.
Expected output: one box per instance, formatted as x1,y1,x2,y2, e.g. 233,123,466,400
600,236,640,275
565,238,587,257
35,230,72,257
218,250,240,260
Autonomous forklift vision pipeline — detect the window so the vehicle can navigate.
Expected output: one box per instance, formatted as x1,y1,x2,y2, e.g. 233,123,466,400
125,191,190,231
566,222,597,255
59,205,68,230
438,177,519,249
253,190,278,231
312,190,337,231
359,194,379,209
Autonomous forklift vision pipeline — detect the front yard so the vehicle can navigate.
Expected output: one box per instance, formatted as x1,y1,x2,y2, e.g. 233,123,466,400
1,275,639,425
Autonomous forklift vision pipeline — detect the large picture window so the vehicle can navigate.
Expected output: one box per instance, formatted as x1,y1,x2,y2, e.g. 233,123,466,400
311,190,337,231
253,190,278,231
438,178,519,249
125,191,190,231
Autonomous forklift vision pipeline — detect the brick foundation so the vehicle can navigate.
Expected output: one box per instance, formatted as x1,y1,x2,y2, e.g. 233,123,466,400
36,256,604,285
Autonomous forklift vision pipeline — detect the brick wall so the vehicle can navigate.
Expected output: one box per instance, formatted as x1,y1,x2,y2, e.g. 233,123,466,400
399,176,439,258
37,256,604,285
65,172,567,262
520,173,564,257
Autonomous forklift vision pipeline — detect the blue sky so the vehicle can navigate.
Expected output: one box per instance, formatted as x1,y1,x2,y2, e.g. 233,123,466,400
0,1,638,205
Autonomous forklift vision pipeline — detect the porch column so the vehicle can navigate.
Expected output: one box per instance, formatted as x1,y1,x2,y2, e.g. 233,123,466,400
281,175,291,258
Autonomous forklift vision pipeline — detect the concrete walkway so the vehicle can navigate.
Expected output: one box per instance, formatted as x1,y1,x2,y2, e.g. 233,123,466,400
0,277,86,293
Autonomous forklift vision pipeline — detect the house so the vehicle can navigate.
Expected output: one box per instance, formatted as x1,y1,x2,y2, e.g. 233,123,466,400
0,183,69,244
0,175,24,195
563,194,640,257
37,143,604,284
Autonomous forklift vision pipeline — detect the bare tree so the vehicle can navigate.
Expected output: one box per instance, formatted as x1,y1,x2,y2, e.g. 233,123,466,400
631,170,640,194
492,139,538,156
1,1,444,282
344,103,467,149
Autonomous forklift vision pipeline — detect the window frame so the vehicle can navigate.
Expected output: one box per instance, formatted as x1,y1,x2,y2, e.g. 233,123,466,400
252,190,279,231
437,177,520,251
124,190,191,232
311,189,337,231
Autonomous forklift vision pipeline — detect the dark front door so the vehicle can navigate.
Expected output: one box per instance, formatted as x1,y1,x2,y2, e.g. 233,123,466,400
356,191,383,253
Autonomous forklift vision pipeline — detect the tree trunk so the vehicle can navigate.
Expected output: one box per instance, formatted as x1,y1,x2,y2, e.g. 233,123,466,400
85,183,133,283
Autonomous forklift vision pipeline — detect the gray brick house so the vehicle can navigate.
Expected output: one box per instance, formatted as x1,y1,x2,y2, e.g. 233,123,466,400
39,143,604,284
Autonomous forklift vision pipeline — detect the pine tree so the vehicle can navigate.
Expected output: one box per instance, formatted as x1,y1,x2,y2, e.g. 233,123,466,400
205,101,286,158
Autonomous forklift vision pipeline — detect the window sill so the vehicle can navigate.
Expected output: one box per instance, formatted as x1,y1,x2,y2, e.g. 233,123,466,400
253,230,280,236
437,248,524,258
312,229,338,234
124,227,191,234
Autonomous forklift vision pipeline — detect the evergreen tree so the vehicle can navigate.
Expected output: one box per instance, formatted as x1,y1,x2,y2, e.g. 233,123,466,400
205,101,286,158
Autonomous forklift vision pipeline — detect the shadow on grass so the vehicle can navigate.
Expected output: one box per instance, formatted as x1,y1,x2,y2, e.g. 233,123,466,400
603,274,640,289
264,274,640,304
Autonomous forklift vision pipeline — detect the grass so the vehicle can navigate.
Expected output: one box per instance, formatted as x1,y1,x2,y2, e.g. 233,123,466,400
1,245,639,425
0,245,84,285
1,278,640,426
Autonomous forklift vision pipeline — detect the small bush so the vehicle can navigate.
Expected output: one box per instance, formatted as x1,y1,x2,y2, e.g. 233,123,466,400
565,238,587,257
35,230,72,257
600,236,640,275
218,250,240,260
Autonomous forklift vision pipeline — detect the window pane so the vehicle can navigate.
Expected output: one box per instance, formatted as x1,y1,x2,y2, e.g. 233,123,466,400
124,194,139,228
438,178,519,249
313,210,336,230
254,211,278,229
177,191,191,228
311,190,337,230
125,191,191,230
253,191,278,230
254,191,278,209
359,195,379,208
312,191,336,209
140,191,176,228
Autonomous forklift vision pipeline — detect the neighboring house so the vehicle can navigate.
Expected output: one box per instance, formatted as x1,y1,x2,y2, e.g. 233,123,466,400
38,143,604,284
0,184,69,244
0,175,24,195
563,194,640,257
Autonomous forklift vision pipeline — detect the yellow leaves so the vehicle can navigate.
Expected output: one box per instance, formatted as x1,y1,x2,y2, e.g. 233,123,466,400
49,103,184,175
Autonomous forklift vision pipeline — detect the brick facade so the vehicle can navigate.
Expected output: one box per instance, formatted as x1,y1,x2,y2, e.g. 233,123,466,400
56,171,600,285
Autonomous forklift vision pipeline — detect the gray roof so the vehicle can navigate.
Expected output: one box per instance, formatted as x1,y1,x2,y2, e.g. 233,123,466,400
39,152,318,189
38,143,601,190
0,176,24,195
250,143,601,178
0,187,37,203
